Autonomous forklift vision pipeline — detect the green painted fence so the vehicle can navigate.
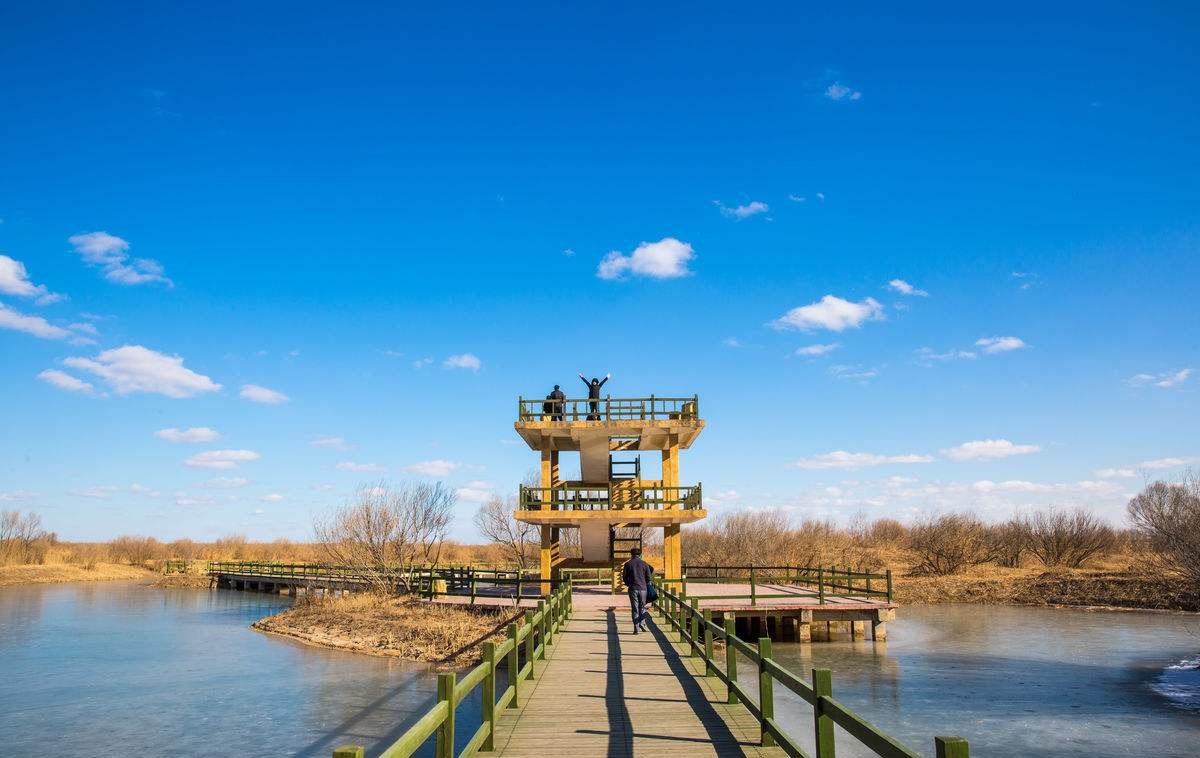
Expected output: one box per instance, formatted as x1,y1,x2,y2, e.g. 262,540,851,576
654,580,968,758
679,564,894,604
332,579,574,758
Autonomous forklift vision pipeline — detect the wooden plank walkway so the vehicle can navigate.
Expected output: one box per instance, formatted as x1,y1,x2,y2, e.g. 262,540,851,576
490,607,785,757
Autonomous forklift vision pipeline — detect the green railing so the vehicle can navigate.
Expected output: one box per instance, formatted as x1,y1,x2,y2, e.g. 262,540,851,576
517,394,699,422
653,581,968,758
207,562,564,601
518,483,703,511
332,579,574,758
163,559,190,574
680,564,894,604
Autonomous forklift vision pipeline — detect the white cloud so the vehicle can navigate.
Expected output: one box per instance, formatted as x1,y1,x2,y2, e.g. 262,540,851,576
64,345,221,398
259,493,284,503
0,303,72,340
788,194,806,203
771,295,884,332
1094,468,1136,479
69,322,99,336
722,337,742,348
975,336,1028,354
886,279,928,297
941,439,1041,461
1127,369,1192,389
913,347,976,363
443,354,482,372
240,383,289,404
790,451,934,470
828,364,879,381
825,82,862,101
413,357,433,369
203,477,250,489
72,485,118,498
816,192,825,201
455,481,494,502
37,369,96,395
336,461,386,473
184,449,261,470
0,255,64,304
403,459,461,477
597,238,695,280
1139,457,1196,470
155,427,220,444
0,490,40,502
716,200,769,220
68,232,172,286
175,494,214,506
311,436,351,450
795,343,839,357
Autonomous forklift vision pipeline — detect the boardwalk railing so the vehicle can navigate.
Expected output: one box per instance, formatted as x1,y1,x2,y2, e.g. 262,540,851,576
333,579,574,758
653,581,968,758
208,562,564,601
518,483,703,511
680,564,894,604
517,394,699,422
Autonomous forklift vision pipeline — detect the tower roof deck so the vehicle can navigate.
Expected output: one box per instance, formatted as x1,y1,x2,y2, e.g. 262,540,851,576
514,394,704,451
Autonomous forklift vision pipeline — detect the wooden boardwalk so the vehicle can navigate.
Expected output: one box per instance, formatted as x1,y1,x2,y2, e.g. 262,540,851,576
490,607,785,758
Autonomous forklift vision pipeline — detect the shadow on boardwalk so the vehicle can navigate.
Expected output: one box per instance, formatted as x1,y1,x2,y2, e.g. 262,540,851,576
490,607,782,757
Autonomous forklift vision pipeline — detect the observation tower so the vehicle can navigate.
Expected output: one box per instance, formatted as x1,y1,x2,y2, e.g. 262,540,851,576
512,393,707,590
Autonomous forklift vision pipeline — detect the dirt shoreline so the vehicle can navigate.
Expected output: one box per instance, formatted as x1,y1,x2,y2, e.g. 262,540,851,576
251,592,522,666
893,569,1200,612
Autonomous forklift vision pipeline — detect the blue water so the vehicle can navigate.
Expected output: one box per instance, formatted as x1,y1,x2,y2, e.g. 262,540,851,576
2,585,1197,757
763,604,1200,758
0,582,471,757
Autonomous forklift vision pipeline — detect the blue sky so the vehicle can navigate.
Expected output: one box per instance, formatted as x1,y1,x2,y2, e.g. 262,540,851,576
1,3,1197,541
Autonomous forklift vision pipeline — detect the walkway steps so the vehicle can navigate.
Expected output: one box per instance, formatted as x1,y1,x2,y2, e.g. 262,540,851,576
491,608,784,758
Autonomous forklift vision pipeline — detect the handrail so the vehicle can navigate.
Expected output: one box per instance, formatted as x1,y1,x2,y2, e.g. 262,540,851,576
207,562,569,602
679,564,894,604
652,580,968,758
518,483,703,511
517,394,700,422
333,578,574,758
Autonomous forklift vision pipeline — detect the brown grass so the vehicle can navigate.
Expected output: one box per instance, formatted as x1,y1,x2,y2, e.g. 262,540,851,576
0,562,152,587
252,593,521,665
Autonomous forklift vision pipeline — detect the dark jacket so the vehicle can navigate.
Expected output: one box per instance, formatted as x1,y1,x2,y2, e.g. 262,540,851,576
622,557,653,591
580,374,609,399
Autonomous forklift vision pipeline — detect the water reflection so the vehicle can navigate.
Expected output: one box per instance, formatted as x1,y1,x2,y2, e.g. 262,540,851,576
759,605,1200,758
0,582,464,757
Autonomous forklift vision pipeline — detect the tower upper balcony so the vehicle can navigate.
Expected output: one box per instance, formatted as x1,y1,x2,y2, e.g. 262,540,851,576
514,394,705,451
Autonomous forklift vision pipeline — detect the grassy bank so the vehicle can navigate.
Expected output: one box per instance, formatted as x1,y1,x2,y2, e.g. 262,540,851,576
0,562,152,587
252,593,520,665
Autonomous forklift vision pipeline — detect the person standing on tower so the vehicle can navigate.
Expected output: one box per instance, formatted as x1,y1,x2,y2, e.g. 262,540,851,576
549,384,566,421
579,372,610,420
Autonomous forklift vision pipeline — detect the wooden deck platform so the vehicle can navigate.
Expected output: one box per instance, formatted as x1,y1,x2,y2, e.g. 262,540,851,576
491,607,784,757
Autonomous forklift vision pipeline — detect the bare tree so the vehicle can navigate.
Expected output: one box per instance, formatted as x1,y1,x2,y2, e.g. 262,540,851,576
1128,474,1200,588
988,516,1031,568
907,513,995,575
474,495,537,568
1024,508,1115,568
313,481,456,593
0,511,53,565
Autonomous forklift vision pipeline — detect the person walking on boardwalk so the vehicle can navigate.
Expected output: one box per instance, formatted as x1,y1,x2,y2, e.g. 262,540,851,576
548,383,566,421
622,547,654,633
579,372,610,420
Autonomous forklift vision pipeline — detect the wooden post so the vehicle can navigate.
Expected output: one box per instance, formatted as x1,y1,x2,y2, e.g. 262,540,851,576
470,569,477,605
724,616,738,704
524,610,536,678
818,566,825,605
538,600,548,658
689,598,700,656
478,641,496,751
332,746,363,758
813,668,834,758
886,569,893,602
703,609,714,676
750,566,757,606
758,637,774,747
506,623,520,707
935,736,970,758
436,672,456,758
677,591,687,643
